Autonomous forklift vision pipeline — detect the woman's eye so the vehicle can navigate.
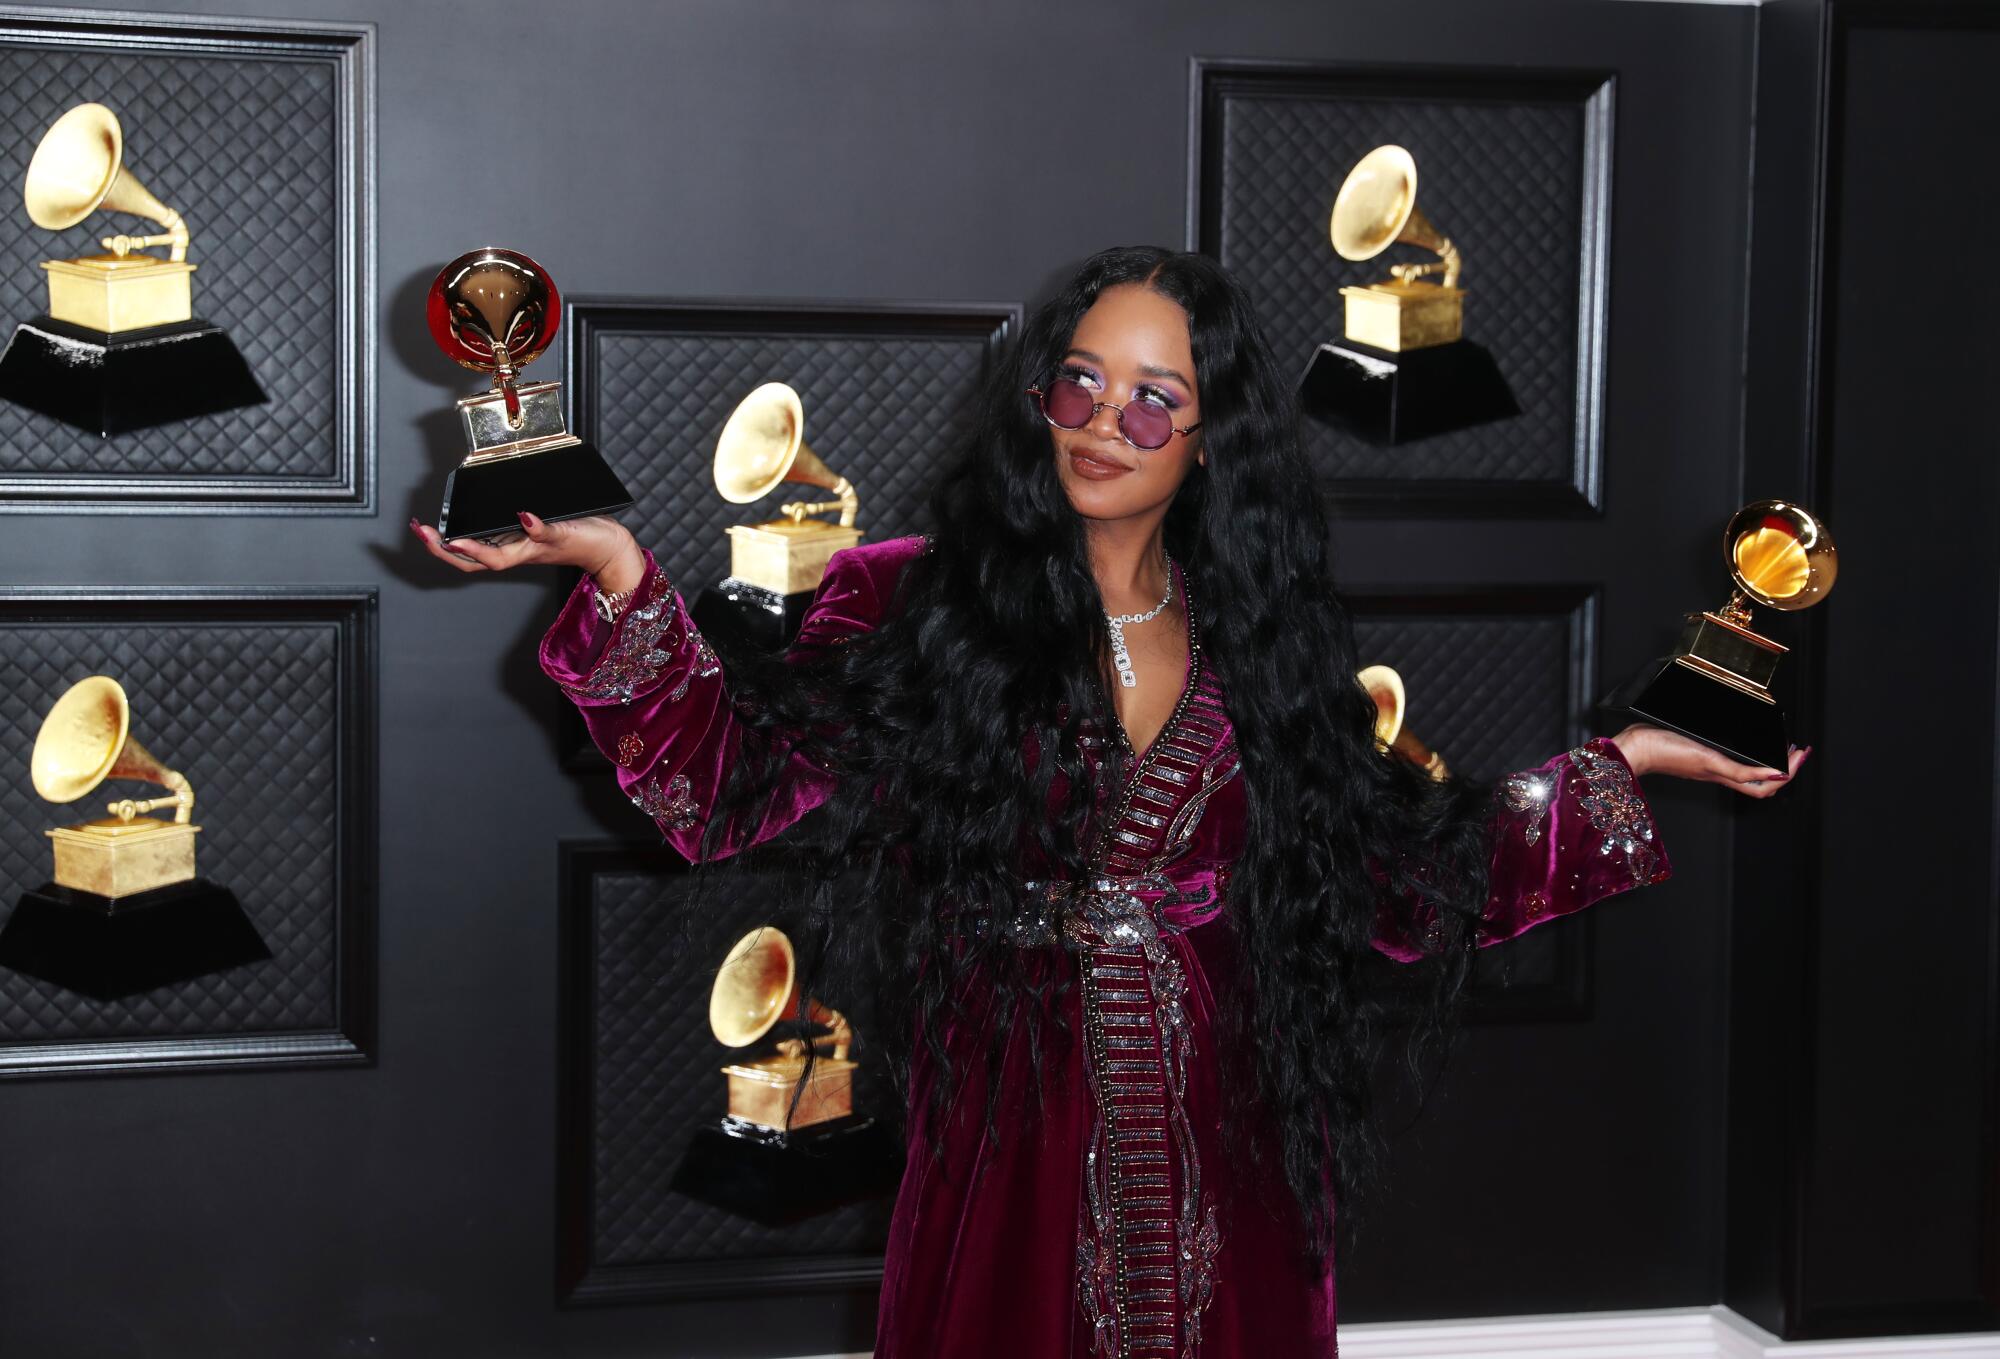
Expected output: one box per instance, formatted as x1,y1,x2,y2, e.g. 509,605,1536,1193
1059,365,1102,390
1135,385,1178,409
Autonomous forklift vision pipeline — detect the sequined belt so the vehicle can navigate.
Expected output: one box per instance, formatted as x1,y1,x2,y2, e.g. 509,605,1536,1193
997,869,1227,950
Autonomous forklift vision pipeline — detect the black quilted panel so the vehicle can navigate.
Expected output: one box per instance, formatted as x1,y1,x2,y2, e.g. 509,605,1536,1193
1204,76,1596,486
588,864,892,1268
1351,600,1589,1004
588,322,1000,587
1350,610,1576,782
0,615,343,1042
0,40,338,477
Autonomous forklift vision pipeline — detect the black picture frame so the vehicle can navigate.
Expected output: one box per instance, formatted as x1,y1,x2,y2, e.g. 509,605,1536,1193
1189,59,1614,518
557,839,891,1306
0,586,377,1077
556,297,1018,770
0,5,375,512
1349,582,1600,1022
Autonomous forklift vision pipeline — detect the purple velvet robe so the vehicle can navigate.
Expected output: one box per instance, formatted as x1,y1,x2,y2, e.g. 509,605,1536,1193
542,535,1671,1358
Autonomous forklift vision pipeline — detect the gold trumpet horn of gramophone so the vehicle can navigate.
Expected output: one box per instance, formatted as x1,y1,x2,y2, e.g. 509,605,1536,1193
1330,145,1464,352
1357,664,1450,782
24,102,195,333
709,925,857,1132
30,676,201,898
715,382,858,527
714,382,866,597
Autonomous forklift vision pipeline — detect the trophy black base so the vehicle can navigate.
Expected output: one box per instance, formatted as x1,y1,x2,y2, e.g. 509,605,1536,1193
438,441,635,543
0,315,267,436
0,878,270,1001
1603,656,1793,772
1298,337,1519,445
692,578,815,653
670,1114,904,1227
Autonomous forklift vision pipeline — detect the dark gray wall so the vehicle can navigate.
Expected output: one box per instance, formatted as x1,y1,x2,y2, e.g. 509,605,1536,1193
1728,0,2000,1341
0,0,1762,1355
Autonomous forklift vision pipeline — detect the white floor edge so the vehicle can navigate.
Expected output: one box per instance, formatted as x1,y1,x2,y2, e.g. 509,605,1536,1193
779,1304,2000,1359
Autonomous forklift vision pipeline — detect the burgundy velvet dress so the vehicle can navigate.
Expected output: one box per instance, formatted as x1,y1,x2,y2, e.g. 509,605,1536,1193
542,535,1671,1358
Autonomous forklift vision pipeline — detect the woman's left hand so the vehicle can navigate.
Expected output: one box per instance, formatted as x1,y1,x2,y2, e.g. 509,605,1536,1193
1610,723,1810,799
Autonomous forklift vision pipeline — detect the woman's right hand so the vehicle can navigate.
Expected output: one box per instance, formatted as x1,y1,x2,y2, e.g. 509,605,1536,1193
410,512,646,594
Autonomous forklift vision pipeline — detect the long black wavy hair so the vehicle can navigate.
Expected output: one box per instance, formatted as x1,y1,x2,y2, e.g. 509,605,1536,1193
699,245,1495,1262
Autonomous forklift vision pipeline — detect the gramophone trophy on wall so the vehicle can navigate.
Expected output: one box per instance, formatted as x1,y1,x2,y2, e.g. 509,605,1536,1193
668,925,901,1226
1299,144,1518,445
0,102,265,436
1604,500,1838,770
1357,664,1451,781
0,676,267,1000
425,247,634,542
692,381,865,650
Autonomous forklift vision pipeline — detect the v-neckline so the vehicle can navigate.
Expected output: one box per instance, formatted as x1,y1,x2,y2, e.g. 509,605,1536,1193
1108,561,1196,764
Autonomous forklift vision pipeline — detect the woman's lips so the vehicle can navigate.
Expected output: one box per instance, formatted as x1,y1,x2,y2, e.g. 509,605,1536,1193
1067,447,1131,480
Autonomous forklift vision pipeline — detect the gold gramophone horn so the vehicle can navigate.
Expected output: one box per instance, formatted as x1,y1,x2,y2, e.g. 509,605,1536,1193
31,676,195,823
713,382,859,528
1356,664,1450,782
24,103,189,262
709,925,852,1060
1723,500,1838,617
1330,144,1459,289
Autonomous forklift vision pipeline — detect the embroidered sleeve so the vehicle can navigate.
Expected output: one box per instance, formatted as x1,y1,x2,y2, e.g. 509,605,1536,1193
538,540,918,861
540,551,718,708
1371,736,1671,963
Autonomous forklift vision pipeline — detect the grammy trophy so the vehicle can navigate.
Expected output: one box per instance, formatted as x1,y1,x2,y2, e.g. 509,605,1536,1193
1604,500,1839,771
693,381,866,649
1299,144,1517,445
426,247,634,542
0,676,267,1000
0,102,265,435
668,924,901,1226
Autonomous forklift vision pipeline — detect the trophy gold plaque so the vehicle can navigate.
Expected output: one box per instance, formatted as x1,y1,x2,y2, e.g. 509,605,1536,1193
692,382,865,649
667,924,901,1226
1299,144,1517,445
1357,664,1451,781
0,102,265,435
0,676,267,1000
1604,500,1838,770
425,247,634,542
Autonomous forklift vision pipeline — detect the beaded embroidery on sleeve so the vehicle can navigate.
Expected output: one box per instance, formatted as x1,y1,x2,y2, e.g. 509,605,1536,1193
1567,739,1663,883
563,570,721,708
630,772,701,831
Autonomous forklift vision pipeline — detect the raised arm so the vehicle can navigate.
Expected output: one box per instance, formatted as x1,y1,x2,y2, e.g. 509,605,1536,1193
1370,737,1671,962
540,535,923,860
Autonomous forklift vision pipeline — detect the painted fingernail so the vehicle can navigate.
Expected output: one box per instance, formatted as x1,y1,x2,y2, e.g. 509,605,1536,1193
517,511,531,527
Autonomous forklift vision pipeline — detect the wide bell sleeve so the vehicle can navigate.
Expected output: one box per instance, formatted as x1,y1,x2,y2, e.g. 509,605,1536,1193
1371,736,1673,962
539,540,912,861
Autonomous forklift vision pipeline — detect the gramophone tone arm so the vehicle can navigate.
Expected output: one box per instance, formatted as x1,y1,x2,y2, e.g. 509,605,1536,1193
774,999,853,1062
1387,236,1462,290
100,205,189,263
778,476,860,530
106,768,194,824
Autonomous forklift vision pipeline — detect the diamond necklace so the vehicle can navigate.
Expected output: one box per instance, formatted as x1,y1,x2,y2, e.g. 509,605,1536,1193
1104,555,1175,689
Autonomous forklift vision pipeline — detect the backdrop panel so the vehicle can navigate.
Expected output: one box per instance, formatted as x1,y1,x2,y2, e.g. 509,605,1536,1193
1192,61,1613,515
0,7,373,510
559,299,1016,764
0,588,376,1076
1352,585,1599,1020
559,841,893,1307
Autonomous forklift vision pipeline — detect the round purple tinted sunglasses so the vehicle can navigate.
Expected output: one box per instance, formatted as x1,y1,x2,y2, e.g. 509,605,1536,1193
1027,376,1202,452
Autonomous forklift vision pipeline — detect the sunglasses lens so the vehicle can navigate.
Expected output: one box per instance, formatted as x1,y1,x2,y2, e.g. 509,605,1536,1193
1040,377,1096,429
1121,399,1174,450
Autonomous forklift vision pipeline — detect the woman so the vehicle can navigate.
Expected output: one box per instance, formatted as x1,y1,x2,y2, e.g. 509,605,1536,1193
415,246,1805,1357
